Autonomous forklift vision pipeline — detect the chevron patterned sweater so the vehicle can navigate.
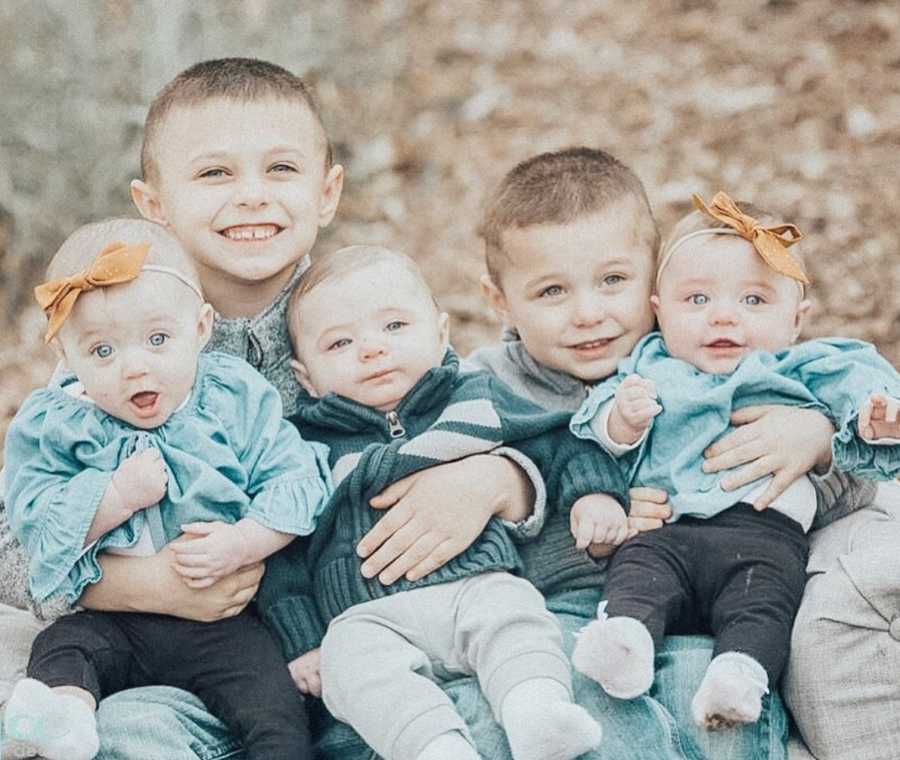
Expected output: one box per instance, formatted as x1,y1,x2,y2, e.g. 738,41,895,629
257,351,628,660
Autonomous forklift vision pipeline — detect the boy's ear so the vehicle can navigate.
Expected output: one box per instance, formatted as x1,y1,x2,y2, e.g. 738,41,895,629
793,298,812,341
290,358,320,397
130,179,167,225
650,294,661,317
480,274,512,325
196,303,215,349
317,164,344,229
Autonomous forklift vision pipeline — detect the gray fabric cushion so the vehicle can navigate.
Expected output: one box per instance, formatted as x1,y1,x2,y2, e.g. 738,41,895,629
784,481,900,760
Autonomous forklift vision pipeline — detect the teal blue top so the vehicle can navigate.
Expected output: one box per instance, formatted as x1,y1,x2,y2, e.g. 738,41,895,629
571,333,900,521
4,351,333,604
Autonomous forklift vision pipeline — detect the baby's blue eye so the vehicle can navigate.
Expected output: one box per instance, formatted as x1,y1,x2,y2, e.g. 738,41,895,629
743,294,764,306
328,338,352,351
689,294,709,305
385,321,407,332
603,274,625,286
149,333,168,347
539,285,563,298
92,344,113,359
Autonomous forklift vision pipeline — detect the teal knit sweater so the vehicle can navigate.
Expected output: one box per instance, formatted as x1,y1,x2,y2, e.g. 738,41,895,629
257,351,628,660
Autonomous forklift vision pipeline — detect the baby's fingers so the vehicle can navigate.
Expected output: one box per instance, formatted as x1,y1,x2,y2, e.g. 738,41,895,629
572,515,596,550
858,397,875,439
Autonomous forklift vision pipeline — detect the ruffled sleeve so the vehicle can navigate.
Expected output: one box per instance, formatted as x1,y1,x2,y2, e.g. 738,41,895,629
201,353,333,534
4,390,112,602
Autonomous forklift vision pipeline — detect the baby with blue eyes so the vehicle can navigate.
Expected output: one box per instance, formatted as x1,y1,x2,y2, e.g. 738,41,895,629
3,217,331,760
566,193,900,732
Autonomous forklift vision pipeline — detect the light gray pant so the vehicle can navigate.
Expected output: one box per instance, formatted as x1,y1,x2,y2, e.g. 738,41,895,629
319,572,572,760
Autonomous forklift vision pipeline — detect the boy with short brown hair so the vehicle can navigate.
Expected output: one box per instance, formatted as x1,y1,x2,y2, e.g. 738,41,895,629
468,146,875,759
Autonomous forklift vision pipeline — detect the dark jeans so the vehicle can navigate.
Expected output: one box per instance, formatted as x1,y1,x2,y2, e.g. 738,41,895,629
604,502,809,683
28,609,311,760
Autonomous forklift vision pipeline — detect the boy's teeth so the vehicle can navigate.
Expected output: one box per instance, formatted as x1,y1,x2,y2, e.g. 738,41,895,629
223,225,279,240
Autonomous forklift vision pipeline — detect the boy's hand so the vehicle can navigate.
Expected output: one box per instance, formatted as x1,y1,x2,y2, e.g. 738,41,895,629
571,493,633,550
859,393,900,440
170,522,250,589
703,405,835,510
288,648,322,697
585,488,669,558
111,449,168,513
361,455,527,585
609,375,661,444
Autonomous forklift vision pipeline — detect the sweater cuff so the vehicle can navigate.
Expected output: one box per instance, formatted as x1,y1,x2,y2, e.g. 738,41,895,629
491,446,547,541
260,595,326,662
559,452,629,514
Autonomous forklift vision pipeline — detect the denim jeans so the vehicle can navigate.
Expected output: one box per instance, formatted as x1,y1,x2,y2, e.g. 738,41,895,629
91,588,787,760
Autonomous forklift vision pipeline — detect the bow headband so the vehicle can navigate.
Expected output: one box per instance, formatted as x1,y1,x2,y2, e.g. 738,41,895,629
34,241,203,342
656,191,809,291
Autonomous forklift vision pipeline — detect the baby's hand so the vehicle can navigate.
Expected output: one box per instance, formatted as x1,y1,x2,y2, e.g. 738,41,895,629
570,493,633,550
609,374,661,444
111,448,167,513
288,648,322,697
171,522,249,589
858,393,900,441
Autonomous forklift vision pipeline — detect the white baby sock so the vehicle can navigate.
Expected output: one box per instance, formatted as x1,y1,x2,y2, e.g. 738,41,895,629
3,678,100,760
572,605,655,699
417,730,481,760
501,677,603,760
691,651,769,729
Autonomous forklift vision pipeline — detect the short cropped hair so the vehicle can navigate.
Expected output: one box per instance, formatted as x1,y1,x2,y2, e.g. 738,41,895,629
287,245,436,351
48,218,199,286
141,57,332,184
479,147,660,283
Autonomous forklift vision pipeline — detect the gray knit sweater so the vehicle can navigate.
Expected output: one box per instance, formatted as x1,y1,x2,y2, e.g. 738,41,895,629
464,329,877,596
0,262,310,620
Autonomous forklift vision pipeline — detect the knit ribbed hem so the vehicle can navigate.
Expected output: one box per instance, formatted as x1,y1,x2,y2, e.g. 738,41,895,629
560,452,628,513
391,703,471,760
316,522,521,627
262,595,324,661
518,512,607,596
482,649,573,720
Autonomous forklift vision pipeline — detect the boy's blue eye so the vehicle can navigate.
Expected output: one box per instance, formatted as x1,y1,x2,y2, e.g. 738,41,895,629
270,163,297,173
328,338,352,351
688,294,709,305
92,344,113,359
603,274,625,287
743,294,764,306
149,333,168,347
198,168,228,179
539,285,563,298
385,321,407,332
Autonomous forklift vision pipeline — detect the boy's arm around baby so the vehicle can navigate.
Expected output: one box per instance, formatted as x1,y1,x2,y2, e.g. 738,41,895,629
485,375,630,523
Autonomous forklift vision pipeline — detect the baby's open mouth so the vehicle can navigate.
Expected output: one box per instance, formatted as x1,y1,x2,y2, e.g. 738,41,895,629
220,224,282,241
706,339,742,348
129,391,160,417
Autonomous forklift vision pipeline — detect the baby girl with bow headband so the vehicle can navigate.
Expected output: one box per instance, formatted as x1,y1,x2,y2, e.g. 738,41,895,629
3,217,331,760
568,192,900,732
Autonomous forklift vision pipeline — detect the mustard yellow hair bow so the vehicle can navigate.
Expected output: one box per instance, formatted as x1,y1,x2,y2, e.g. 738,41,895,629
34,241,149,342
691,191,809,285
